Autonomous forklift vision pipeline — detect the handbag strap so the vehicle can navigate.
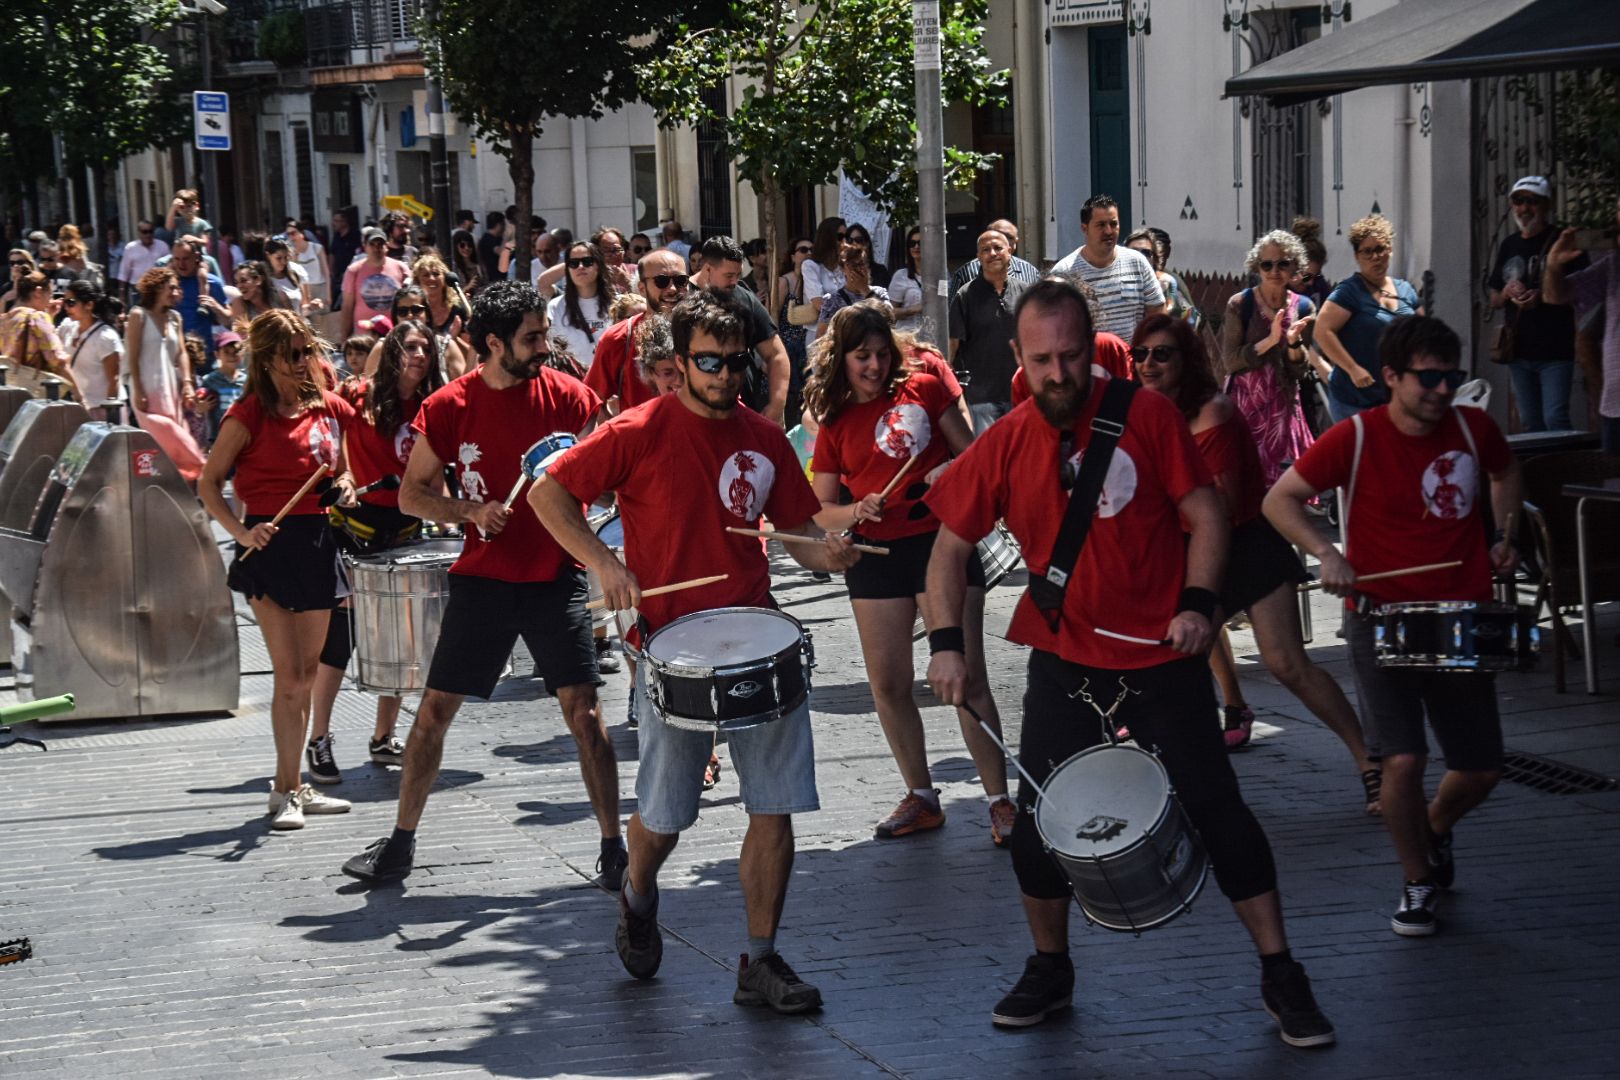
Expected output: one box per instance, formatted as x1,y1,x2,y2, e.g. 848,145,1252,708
1026,377,1138,630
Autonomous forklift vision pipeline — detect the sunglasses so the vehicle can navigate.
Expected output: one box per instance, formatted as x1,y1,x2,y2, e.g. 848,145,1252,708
566,257,596,269
9,260,28,268
1357,244,1391,258
1295,271,1316,284
1130,344,1182,364
1258,258,1296,272
138,229,154,236
688,349,753,375
649,273,690,290
908,240,921,249
630,245,651,255
1405,368,1467,391
794,245,813,254
1509,193,1540,206
395,305,427,317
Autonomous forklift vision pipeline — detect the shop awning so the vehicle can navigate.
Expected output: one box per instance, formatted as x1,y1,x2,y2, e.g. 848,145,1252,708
1224,0,1620,105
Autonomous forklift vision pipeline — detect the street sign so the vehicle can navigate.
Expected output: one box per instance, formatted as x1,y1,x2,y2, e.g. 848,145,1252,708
193,92,231,151
381,195,434,221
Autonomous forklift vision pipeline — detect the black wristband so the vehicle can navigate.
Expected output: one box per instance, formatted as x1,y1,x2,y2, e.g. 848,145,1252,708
928,627,966,655
1177,587,1218,621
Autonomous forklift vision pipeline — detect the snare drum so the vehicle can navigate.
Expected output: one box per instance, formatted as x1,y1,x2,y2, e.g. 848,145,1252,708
1374,601,1540,672
1034,743,1208,933
345,540,462,694
978,523,1022,589
642,607,814,733
521,432,578,479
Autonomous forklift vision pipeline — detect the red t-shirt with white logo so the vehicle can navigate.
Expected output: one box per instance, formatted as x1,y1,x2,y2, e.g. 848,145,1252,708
927,386,1212,669
412,367,599,582
812,371,961,540
224,390,355,518
584,313,658,412
340,378,419,509
1193,410,1266,526
1009,332,1133,405
548,394,822,634
1292,405,1510,606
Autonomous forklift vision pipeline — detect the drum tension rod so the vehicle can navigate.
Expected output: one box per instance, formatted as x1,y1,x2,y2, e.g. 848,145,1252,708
1068,678,1140,747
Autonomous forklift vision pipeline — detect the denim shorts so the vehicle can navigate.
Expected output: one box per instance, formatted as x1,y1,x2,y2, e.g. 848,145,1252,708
633,662,819,833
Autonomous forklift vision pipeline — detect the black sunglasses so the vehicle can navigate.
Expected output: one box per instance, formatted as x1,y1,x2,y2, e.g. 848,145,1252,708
794,245,813,254
1405,368,1467,391
1258,258,1296,272
1130,344,1182,364
1509,193,1540,206
1357,244,1391,257
650,273,690,290
908,240,921,249
8,260,28,268
566,257,596,269
395,305,427,317
688,349,753,375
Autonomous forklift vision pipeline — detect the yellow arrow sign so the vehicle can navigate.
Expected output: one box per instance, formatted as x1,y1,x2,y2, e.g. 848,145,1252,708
380,195,434,221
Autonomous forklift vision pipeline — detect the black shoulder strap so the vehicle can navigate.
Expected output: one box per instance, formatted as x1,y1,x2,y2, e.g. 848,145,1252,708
1241,287,1256,329
1027,377,1138,630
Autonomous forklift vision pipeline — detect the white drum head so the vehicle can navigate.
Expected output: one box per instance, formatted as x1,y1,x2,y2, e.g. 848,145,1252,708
364,540,463,567
1036,745,1170,859
645,609,800,667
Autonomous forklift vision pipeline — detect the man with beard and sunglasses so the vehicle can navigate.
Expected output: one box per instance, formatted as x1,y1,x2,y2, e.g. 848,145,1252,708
1266,315,1521,940
532,288,859,1015
341,282,626,889
585,248,691,414
922,277,1335,1048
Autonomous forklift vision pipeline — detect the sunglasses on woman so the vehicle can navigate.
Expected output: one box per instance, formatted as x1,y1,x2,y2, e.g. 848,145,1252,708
1404,368,1466,391
794,245,812,255
1357,244,1391,258
1129,344,1182,364
688,349,753,375
649,273,690,290
396,304,427,317
1258,259,1295,272
566,257,596,270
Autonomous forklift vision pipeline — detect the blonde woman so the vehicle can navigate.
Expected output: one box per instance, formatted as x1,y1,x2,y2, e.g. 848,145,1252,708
1314,215,1423,423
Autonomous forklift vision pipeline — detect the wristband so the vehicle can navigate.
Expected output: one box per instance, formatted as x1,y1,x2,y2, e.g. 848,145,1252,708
1176,587,1218,621
928,627,966,655
1490,528,1507,545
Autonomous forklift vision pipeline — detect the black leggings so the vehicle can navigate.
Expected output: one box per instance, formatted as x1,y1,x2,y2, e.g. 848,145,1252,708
1011,649,1278,904
319,608,351,670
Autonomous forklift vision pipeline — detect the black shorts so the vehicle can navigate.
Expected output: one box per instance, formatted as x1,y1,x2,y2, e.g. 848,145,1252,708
227,514,349,613
1345,611,1504,771
425,570,600,699
1219,516,1309,616
329,502,420,557
845,528,986,600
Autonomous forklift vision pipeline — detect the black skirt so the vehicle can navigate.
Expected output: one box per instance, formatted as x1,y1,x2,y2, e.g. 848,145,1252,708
1219,516,1309,617
227,513,350,612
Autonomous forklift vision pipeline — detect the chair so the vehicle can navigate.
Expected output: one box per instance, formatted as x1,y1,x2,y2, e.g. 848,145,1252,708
1519,450,1620,692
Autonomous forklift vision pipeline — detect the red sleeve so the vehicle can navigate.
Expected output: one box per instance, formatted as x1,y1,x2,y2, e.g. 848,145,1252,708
585,321,628,402
224,392,263,437
924,426,1008,545
762,428,824,530
919,372,957,421
1138,391,1212,502
1010,368,1029,406
412,385,454,466
549,411,637,507
1095,333,1133,380
553,368,602,431
325,391,357,428
1292,414,1356,493
809,413,845,477
1192,416,1253,523
910,348,963,398
1463,407,1512,475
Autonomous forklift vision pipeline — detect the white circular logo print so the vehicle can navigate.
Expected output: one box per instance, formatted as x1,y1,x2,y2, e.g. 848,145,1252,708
393,423,417,466
308,416,340,468
718,450,776,521
873,402,931,460
1421,451,1476,520
358,271,401,315
1064,446,1139,518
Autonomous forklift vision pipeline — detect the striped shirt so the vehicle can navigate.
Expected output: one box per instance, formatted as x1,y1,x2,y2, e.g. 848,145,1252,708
948,254,1040,297
1051,245,1165,339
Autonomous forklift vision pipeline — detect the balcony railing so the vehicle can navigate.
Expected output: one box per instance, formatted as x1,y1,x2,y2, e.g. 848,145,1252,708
304,0,420,69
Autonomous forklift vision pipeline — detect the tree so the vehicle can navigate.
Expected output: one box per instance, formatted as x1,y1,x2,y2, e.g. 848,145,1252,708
418,1,729,282
635,0,1006,307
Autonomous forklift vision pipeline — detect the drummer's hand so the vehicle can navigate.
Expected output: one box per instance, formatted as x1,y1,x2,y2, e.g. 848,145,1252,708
1490,539,1519,577
467,500,510,537
822,531,860,571
240,522,278,550
598,558,642,612
850,492,884,527
333,474,359,509
1166,611,1213,655
1316,546,1358,597
927,650,969,706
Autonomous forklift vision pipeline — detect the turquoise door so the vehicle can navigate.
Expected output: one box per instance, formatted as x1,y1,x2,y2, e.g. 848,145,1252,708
1088,25,1131,227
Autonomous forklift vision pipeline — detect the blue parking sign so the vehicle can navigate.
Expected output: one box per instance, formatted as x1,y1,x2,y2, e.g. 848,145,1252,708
194,92,231,151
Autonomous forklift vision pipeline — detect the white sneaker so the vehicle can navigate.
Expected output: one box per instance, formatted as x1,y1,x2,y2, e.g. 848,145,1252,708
269,787,305,830
296,784,351,815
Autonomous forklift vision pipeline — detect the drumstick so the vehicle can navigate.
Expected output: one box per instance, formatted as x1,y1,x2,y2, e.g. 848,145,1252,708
1297,560,1463,592
877,453,920,501
1095,627,1172,646
241,463,330,560
585,573,729,611
724,526,888,556
500,472,529,511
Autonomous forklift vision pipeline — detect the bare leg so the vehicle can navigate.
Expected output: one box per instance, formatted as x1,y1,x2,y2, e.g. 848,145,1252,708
1380,752,1434,881
1210,628,1247,710
1023,895,1071,953
556,683,621,840
955,587,1008,798
626,813,679,896
1249,584,1374,773
739,813,794,939
1231,890,1289,955
852,597,932,790
249,598,329,794
395,688,462,830
373,695,401,741
309,663,344,741
1428,768,1499,836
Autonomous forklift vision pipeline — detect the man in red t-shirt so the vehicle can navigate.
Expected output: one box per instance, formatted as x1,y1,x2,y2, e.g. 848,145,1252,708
341,282,625,889
533,289,857,1015
924,278,1335,1048
1266,315,1523,940
584,248,692,414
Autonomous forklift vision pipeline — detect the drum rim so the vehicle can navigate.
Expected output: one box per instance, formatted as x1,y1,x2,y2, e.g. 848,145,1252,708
642,606,807,675
342,540,464,568
1377,600,1523,616
1033,743,1176,861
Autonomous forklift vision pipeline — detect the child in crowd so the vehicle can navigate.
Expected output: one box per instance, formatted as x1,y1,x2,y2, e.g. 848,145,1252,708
199,330,247,444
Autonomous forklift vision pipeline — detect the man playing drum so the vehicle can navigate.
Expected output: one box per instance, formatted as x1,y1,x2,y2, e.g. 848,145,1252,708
1266,315,1522,938
340,282,626,888
532,288,858,1014
924,278,1334,1047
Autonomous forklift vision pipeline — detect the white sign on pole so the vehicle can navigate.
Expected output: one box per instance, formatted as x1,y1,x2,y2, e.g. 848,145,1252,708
912,1,941,71
193,91,231,151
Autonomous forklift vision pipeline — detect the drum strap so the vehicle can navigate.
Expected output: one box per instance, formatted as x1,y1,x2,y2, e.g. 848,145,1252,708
1027,378,1138,631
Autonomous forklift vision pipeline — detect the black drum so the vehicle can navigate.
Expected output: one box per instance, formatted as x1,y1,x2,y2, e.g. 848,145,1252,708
642,607,814,733
1374,601,1540,672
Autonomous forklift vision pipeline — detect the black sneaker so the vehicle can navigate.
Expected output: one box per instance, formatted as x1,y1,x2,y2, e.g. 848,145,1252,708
991,953,1074,1028
306,734,341,785
596,842,628,892
1428,828,1455,889
1261,960,1336,1048
734,952,823,1014
1392,880,1440,937
342,837,413,883
369,734,405,766
615,884,662,979
596,638,622,675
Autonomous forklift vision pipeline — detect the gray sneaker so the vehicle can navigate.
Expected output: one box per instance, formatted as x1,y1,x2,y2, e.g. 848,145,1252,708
733,952,822,1014
615,885,662,980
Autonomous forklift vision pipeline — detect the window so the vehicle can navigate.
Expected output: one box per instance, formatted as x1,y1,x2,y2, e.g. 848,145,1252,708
632,147,658,232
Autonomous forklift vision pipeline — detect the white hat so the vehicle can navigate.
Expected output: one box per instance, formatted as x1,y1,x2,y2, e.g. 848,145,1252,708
1510,176,1552,200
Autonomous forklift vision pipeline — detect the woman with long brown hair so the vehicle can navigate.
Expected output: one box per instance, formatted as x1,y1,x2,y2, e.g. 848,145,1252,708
546,240,617,370
199,309,358,830
125,267,204,482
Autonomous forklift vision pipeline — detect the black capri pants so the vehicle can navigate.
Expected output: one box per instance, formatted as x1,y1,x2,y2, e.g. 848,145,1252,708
1012,649,1278,904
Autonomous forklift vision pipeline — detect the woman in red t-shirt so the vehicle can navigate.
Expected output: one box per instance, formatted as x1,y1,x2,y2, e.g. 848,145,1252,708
306,320,449,785
806,301,1015,844
1133,315,1380,812
199,309,359,831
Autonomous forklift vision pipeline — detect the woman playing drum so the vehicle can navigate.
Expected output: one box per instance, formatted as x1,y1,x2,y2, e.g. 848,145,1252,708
1131,314,1380,813
805,300,1014,844
199,309,358,830
305,320,449,785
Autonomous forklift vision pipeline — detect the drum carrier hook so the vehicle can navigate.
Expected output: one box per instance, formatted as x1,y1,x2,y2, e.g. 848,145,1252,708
1067,677,1140,747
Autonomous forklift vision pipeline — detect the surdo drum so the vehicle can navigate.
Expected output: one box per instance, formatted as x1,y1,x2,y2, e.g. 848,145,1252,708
642,607,814,733
344,540,462,694
1374,601,1540,672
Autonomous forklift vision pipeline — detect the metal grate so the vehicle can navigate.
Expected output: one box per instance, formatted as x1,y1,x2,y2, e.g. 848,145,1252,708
1500,751,1619,795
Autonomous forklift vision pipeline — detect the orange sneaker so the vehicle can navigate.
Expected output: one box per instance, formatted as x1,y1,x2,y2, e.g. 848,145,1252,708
874,791,944,839
989,798,1018,848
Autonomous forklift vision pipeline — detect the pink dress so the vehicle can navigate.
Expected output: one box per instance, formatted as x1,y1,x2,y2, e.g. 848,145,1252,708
132,306,206,484
1220,289,1316,488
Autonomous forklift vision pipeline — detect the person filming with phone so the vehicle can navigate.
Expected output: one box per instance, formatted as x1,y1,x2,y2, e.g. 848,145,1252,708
1543,193,1620,452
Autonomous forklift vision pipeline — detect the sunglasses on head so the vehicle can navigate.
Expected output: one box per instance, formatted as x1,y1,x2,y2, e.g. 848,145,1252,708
650,273,689,290
395,304,427,317
688,349,753,375
1258,258,1296,272
566,257,596,269
1130,344,1181,364
1405,368,1466,391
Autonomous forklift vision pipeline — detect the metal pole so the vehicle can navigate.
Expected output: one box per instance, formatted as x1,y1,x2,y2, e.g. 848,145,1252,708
913,0,948,348
426,79,452,251
199,12,222,235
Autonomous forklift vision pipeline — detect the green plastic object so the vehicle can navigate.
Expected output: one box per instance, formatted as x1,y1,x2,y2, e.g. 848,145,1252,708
0,694,75,722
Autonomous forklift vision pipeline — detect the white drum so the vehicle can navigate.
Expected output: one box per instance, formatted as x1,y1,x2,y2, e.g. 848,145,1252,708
642,607,813,733
345,540,461,695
